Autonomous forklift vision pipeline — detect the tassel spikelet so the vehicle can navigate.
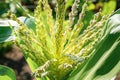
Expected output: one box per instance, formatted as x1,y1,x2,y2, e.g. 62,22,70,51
68,0,80,27
68,0,88,43
9,0,110,80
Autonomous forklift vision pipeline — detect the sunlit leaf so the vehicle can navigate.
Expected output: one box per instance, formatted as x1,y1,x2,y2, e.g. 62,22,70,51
102,0,116,15
68,9,120,80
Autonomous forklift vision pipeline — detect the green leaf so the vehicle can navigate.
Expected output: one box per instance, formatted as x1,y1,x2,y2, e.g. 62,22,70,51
18,17,36,33
109,13,120,34
0,18,20,43
0,65,16,80
0,17,36,43
0,1,9,16
0,19,18,43
23,17,36,33
65,0,73,10
102,0,116,15
0,26,15,43
68,9,120,80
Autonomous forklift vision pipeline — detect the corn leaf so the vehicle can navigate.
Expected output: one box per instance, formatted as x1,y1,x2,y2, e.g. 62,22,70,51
0,17,35,43
0,26,15,43
0,19,19,43
68,9,120,80
0,65,16,80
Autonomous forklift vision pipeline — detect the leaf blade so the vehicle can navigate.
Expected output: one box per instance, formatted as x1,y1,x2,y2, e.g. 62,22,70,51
0,65,16,80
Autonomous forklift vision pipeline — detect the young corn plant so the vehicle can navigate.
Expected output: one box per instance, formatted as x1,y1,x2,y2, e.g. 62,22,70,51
7,0,120,80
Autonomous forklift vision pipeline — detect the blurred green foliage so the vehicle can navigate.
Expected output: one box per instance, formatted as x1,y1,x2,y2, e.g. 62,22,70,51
0,1,9,16
0,65,16,80
0,0,117,18
0,42,13,55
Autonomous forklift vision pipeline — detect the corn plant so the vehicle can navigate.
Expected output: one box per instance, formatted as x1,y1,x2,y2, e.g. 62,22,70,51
1,0,120,80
